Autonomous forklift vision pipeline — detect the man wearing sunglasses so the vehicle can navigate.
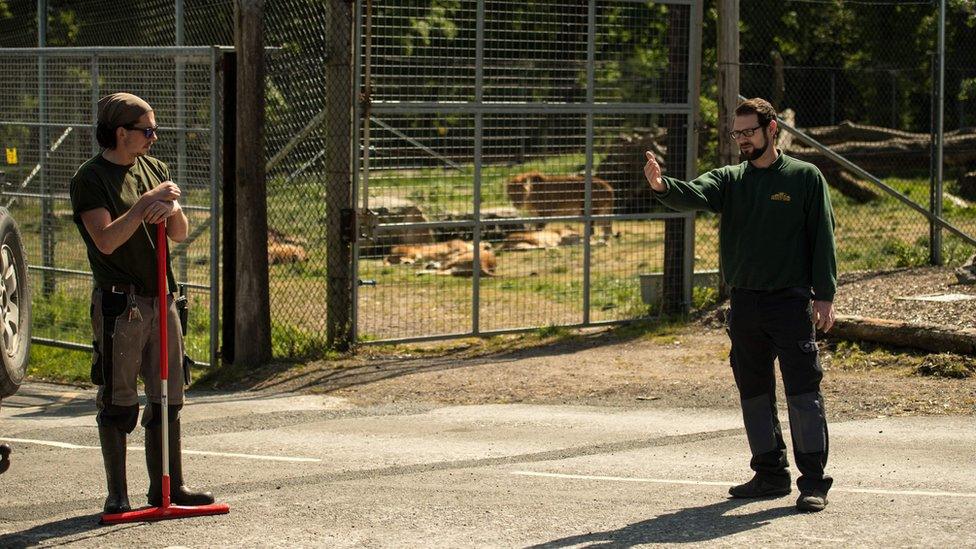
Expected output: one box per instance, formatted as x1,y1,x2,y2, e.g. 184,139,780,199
69,92,214,515
643,97,836,513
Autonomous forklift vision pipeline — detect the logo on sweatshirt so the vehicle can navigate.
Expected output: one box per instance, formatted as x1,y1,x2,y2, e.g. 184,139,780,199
770,192,791,202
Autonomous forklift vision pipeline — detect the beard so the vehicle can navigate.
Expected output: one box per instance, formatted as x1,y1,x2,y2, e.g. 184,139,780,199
740,133,769,161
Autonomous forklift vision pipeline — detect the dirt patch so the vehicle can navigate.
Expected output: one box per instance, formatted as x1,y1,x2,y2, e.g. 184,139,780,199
195,266,976,420
196,321,976,421
834,266,976,329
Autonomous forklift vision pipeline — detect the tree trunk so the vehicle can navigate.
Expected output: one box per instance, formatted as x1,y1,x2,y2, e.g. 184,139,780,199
827,315,976,355
661,5,690,315
716,0,739,301
234,0,272,366
325,0,354,350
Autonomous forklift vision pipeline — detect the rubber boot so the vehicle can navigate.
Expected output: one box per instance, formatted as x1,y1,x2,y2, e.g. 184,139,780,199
0,443,11,475
98,426,131,514
146,418,215,507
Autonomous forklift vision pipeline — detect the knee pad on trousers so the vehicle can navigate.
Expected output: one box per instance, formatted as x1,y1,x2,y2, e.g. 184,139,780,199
97,404,140,434
741,393,778,455
787,392,827,454
141,403,183,428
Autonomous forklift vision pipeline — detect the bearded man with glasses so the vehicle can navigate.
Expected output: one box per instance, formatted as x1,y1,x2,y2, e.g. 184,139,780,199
643,97,837,513
70,92,214,515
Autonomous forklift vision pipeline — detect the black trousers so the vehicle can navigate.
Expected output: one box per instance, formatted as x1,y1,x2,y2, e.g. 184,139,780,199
728,287,832,494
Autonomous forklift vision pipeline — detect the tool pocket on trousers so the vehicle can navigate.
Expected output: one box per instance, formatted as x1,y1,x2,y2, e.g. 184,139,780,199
90,339,104,385
182,355,194,386
796,339,823,373
797,340,818,354
100,291,128,318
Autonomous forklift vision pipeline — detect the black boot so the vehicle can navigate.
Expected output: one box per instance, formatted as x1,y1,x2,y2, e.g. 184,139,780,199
0,443,11,475
98,426,131,514
146,418,215,507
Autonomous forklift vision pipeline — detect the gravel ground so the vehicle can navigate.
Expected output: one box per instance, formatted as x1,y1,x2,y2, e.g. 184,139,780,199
833,266,976,329
189,265,975,421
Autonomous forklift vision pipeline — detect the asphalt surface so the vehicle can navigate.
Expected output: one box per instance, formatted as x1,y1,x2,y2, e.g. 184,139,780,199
0,382,974,548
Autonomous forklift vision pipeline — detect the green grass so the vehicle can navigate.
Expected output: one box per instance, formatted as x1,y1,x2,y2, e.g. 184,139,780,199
28,344,90,384
21,152,976,378
824,340,975,378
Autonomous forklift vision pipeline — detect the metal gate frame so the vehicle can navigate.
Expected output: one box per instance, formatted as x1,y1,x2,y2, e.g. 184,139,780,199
0,46,223,366
351,0,704,344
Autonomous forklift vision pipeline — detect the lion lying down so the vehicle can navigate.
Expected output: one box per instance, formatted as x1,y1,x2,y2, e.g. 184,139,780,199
499,227,581,250
385,239,496,276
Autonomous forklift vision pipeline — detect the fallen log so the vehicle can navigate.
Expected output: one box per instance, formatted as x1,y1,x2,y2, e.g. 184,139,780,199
821,168,880,203
824,314,976,355
804,121,921,145
789,127,976,175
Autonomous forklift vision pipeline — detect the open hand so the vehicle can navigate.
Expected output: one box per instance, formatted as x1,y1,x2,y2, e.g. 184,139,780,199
644,151,665,192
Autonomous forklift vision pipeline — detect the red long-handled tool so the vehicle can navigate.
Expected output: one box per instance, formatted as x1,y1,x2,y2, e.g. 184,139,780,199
101,222,230,524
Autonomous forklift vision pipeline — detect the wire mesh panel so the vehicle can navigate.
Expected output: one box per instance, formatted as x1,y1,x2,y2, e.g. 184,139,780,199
941,1,976,260
0,47,219,364
356,0,700,342
712,0,976,272
356,113,477,340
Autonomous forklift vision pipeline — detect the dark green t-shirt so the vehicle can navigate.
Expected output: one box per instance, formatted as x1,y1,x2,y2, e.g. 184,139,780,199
70,154,177,294
655,152,837,301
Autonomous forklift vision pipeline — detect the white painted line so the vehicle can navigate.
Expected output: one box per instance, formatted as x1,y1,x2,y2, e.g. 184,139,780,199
512,471,730,488
0,437,94,450
179,449,321,463
0,437,322,463
512,471,976,499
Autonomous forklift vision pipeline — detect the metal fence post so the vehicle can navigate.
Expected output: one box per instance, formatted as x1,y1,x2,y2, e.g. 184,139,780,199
582,0,595,325
471,0,484,335
686,0,704,310
930,0,945,265
176,0,189,282
326,0,354,350
90,55,99,155
209,46,220,369
37,0,55,296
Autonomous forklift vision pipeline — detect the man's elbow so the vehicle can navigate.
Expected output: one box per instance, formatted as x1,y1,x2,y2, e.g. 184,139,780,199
94,240,118,255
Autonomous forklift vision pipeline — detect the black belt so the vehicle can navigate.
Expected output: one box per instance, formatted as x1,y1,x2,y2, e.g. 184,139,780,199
99,284,160,298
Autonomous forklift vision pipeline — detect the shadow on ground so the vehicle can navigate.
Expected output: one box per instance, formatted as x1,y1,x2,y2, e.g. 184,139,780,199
192,316,704,396
527,498,796,548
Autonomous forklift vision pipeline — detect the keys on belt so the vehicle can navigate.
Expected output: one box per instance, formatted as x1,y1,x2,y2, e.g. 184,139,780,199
101,285,144,322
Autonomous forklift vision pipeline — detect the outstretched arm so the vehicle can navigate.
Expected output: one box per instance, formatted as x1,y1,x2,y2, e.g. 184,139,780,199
644,150,726,213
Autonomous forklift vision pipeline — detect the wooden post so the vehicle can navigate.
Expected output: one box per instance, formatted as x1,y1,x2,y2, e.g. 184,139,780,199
770,50,784,111
233,0,272,366
717,0,740,167
661,5,690,316
220,51,237,365
716,0,739,300
325,0,354,350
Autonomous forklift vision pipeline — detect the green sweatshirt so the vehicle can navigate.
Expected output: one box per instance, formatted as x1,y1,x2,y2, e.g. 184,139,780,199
655,152,837,301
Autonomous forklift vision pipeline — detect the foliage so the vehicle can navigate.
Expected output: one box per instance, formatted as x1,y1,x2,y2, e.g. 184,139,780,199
825,340,974,379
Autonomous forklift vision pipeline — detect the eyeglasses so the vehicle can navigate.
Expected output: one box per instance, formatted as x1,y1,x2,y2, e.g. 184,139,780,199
124,124,159,138
729,125,764,140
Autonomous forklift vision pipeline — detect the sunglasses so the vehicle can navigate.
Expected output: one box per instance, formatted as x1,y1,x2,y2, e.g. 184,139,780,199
124,124,159,138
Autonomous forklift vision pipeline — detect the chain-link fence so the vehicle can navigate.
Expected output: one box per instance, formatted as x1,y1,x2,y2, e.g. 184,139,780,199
697,0,976,275
5,0,972,360
352,0,702,342
0,45,221,364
